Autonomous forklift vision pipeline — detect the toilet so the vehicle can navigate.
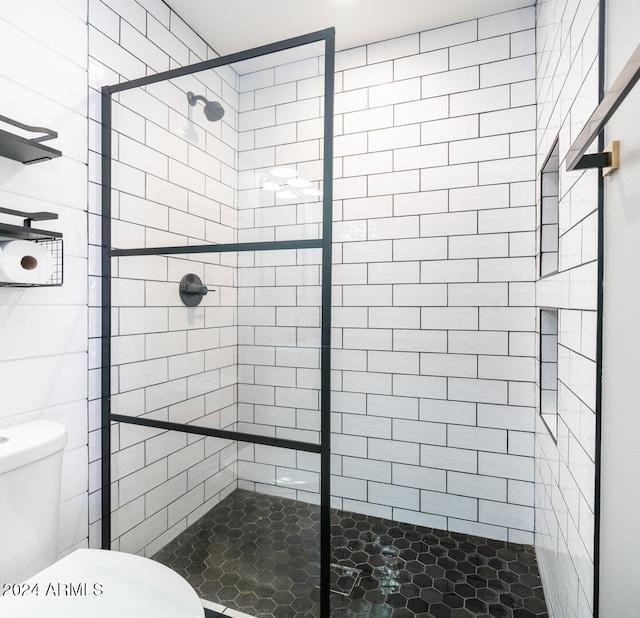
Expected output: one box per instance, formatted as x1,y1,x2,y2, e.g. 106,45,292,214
0,420,204,617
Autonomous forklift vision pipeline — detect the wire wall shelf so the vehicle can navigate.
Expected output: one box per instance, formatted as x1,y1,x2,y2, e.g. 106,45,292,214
0,206,63,287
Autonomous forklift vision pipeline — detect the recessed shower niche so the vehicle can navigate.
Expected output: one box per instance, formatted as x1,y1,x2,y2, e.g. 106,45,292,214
102,29,336,617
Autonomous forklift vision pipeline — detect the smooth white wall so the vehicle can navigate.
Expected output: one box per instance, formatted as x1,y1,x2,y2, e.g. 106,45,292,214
599,0,640,613
0,0,89,559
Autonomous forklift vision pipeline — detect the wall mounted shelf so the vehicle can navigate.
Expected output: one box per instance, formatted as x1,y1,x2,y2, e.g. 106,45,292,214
0,114,62,164
0,206,63,286
0,220,63,242
0,206,62,240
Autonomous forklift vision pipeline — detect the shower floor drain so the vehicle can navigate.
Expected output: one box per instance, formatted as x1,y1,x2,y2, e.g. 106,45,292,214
317,564,363,596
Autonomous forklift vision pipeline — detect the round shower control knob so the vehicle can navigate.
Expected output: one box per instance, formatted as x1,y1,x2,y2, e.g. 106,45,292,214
179,273,210,306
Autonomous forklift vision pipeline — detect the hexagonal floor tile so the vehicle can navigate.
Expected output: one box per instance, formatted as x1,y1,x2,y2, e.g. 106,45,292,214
151,488,549,618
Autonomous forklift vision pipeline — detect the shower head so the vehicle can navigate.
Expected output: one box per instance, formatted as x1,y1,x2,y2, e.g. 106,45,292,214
186,91,225,122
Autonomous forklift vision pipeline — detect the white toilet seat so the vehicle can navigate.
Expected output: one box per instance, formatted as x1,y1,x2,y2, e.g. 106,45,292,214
0,549,204,617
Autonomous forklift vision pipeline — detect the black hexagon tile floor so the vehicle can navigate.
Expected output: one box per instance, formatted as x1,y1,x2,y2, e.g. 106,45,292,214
152,489,548,618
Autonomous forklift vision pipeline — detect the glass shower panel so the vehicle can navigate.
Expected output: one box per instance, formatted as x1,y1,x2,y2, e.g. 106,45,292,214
110,425,236,558
110,62,239,251
109,39,326,252
110,423,321,615
237,247,322,446
110,251,238,431
234,41,326,244
111,247,321,445
104,28,334,616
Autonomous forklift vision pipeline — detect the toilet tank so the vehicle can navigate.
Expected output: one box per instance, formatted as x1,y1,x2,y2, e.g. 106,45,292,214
0,420,68,583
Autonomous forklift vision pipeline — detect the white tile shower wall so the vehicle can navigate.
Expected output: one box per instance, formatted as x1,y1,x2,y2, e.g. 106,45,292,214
236,9,539,535
330,8,538,539
236,50,325,244
0,1,89,557
534,0,599,616
88,0,240,556
234,247,323,500
234,54,326,499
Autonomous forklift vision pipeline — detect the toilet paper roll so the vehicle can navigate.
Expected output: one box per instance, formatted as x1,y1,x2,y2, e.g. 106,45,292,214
0,240,54,284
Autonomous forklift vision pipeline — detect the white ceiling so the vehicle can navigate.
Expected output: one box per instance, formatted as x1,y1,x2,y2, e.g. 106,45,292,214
163,0,535,56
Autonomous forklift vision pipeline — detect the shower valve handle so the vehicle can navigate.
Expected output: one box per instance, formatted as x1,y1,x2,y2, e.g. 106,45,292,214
179,274,213,306
182,281,208,295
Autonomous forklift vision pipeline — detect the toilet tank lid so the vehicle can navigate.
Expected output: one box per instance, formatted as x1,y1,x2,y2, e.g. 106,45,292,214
0,420,67,474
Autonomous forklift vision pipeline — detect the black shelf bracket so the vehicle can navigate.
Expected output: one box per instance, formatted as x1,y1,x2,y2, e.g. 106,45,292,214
0,205,58,227
0,114,62,164
569,141,620,176
0,206,61,241
566,41,640,173
571,153,611,170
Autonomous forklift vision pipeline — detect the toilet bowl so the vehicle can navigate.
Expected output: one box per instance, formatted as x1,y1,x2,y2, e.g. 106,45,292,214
0,548,204,617
0,420,204,617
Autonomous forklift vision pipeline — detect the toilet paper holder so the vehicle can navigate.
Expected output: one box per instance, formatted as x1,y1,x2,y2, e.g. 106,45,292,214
0,206,63,287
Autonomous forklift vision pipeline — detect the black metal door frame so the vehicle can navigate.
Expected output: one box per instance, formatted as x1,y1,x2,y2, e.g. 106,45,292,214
101,28,335,617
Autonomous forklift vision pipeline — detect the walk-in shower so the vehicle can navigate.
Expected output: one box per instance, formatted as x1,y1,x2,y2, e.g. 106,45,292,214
101,27,549,618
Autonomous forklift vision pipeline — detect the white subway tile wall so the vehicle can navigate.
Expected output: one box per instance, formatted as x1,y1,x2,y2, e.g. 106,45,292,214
535,0,600,616
105,6,541,543
234,50,328,498
94,15,335,550
88,0,240,555
329,7,538,542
